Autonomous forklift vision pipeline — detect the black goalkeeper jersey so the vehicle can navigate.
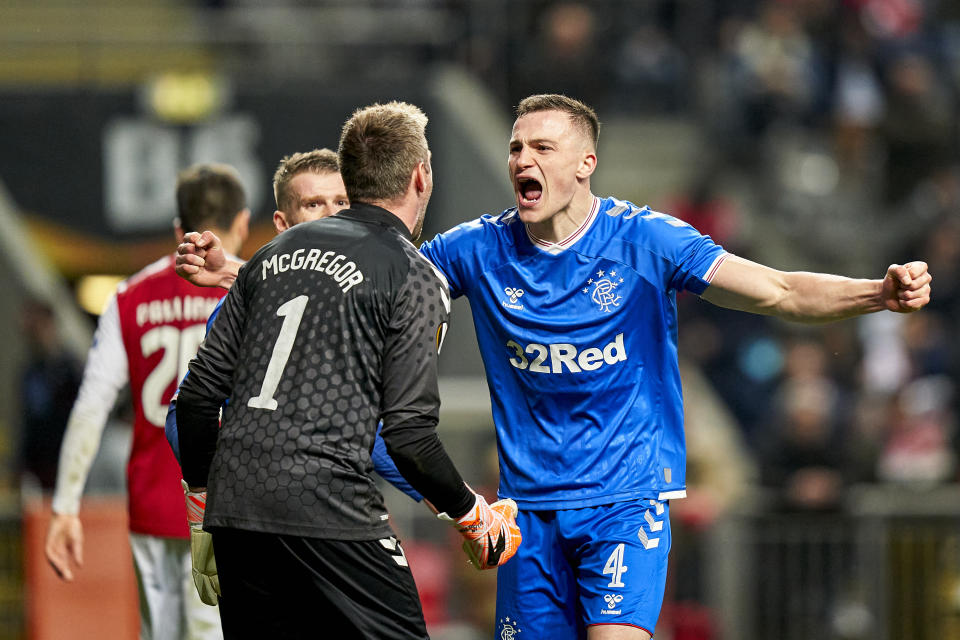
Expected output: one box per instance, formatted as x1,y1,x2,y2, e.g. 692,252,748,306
177,203,473,539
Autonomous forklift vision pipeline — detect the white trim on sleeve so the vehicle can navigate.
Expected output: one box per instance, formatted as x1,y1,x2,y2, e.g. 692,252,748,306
703,253,729,283
657,489,687,500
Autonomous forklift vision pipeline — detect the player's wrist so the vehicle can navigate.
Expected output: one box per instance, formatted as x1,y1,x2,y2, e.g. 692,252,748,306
437,492,483,526
437,483,479,521
216,274,237,291
214,260,242,291
454,494,485,529
50,499,80,518
182,480,207,527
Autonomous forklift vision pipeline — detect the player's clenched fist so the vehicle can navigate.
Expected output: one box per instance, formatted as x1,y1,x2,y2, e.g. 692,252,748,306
881,261,932,313
442,494,521,570
176,230,228,288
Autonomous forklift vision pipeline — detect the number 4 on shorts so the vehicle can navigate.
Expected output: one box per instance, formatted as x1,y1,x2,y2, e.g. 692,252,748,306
603,543,628,588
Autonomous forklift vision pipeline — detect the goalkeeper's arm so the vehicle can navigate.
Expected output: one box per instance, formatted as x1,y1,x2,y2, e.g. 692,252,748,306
382,418,521,569
382,418,474,518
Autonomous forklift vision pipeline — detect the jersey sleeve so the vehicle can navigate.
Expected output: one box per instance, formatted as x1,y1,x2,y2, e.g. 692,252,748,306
638,211,727,295
418,220,484,299
164,395,181,464
378,256,473,518
51,295,129,515
418,235,460,297
379,257,449,432
177,271,247,487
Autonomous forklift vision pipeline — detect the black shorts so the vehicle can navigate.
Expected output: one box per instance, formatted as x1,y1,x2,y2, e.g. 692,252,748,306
212,528,429,639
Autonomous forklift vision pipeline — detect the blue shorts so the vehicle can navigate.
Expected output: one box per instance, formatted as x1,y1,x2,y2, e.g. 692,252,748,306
495,499,671,639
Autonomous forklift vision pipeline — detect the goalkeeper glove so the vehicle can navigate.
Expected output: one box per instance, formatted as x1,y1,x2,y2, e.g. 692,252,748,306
182,480,220,606
440,494,521,570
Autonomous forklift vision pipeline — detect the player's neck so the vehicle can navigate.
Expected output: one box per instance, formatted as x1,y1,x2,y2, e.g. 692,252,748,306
366,196,420,238
525,190,595,245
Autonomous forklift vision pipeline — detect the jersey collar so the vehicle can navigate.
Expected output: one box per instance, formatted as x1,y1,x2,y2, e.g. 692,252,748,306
525,196,601,255
336,202,412,240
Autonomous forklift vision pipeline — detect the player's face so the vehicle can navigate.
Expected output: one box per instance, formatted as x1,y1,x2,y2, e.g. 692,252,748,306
509,110,594,225
287,170,349,224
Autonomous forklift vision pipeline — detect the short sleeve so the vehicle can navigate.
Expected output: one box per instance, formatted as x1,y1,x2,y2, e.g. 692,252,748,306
634,210,727,295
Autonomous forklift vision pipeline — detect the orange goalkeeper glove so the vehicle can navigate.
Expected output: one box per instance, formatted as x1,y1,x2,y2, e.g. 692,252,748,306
441,495,521,570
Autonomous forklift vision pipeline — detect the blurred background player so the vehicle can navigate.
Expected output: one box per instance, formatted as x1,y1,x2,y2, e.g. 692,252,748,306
44,163,250,640
271,148,349,231
176,102,519,638
16,298,82,492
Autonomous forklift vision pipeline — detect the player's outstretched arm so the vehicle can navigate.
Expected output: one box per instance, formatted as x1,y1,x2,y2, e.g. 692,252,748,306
45,513,84,581
702,255,931,323
176,230,242,290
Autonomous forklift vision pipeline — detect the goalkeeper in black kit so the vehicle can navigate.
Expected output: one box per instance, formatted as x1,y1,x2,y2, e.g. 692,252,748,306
176,101,520,639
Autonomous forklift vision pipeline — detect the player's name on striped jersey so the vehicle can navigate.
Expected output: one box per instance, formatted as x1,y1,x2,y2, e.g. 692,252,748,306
135,295,222,327
259,248,365,293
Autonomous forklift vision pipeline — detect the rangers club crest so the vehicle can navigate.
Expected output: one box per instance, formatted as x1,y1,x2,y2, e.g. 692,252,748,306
498,616,522,639
582,269,624,312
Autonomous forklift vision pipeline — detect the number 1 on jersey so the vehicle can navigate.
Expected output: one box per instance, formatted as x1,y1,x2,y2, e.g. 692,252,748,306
247,295,308,410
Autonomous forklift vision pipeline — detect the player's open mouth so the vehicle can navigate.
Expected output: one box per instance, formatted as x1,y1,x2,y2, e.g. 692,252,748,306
517,178,542,206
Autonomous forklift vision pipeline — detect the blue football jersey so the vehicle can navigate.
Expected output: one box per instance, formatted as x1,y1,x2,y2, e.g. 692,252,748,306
419,196,727,509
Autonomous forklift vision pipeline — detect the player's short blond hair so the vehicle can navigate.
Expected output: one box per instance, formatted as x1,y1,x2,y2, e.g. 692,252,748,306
338,101,429,204
272,148,340,213
516,94,600,150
